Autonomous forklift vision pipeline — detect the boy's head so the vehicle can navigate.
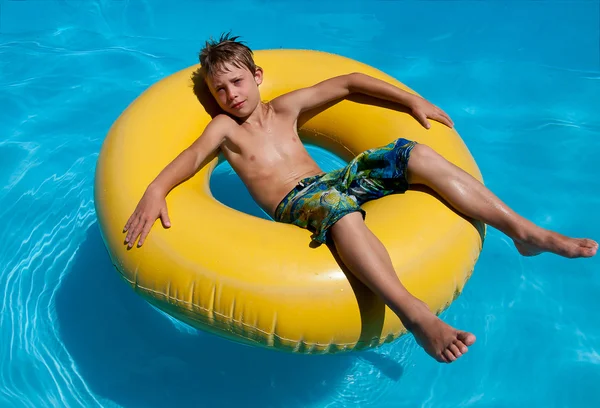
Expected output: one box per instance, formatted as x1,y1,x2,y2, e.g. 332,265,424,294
193,33,263,118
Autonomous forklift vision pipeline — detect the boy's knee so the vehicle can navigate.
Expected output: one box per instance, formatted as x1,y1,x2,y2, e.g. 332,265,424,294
407,144,447,184
408,144,447,172
410,144,439,163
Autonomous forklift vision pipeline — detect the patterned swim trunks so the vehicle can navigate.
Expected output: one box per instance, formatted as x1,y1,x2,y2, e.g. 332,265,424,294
273,138,417,244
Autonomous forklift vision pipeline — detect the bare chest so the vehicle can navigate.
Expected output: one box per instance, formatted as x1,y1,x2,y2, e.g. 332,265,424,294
222,121,304,166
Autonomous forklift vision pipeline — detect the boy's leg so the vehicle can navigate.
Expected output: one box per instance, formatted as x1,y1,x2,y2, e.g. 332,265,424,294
406,145,597,258
329,212,476,363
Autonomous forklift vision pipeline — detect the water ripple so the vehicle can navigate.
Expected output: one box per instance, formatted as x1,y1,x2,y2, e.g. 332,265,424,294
0,153,101,406
0,40,165,60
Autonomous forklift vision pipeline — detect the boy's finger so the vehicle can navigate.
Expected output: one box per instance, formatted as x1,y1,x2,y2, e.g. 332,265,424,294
443,112,454,127
160,209,171,228
128,219,145,248
416,113,430,129
127,217,144,248
123,214,134,232
125,215,140,243
437,113,453,128
138,221,153,247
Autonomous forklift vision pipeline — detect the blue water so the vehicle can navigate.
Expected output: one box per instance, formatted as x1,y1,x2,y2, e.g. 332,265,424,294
1,0,599,407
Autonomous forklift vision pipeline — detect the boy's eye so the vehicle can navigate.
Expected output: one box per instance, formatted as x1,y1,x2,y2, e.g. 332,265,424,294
234,79,241,84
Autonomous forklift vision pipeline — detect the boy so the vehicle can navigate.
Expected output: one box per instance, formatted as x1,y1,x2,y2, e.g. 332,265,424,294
123,34,597,363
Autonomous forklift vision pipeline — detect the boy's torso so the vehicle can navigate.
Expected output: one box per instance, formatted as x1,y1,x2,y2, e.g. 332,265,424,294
219,103,324,217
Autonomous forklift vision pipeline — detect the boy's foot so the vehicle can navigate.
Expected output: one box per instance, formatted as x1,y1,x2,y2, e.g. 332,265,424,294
514,230,598,258
405,300,476,363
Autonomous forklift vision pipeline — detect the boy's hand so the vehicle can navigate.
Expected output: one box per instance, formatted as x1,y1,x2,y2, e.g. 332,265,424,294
123,186,171,248
410,97,454,129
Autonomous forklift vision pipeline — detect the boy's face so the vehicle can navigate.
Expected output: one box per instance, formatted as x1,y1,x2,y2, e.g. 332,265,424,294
205,63,263,118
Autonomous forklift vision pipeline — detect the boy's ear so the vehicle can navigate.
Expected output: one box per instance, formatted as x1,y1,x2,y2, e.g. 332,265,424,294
254,66,263,86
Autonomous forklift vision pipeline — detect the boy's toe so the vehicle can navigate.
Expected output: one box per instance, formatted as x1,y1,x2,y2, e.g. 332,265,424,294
458,330,476,346
449,343,462,358
454,339,468,354
443,349,457,362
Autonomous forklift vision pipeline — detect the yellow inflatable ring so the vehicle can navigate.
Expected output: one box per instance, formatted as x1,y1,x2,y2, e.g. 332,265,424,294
95,50,485,354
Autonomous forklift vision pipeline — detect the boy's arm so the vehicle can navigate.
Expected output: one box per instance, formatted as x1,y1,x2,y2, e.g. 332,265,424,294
147,115,229,196
274,73,453,129
123,115,231,248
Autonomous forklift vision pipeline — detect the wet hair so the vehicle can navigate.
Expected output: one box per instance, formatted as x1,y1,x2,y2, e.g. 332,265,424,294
196,32,256,78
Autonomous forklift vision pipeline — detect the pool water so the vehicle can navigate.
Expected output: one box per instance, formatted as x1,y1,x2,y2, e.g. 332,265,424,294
1,0,599,407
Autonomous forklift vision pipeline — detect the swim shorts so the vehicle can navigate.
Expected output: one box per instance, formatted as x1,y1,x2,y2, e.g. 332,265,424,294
273,138,417,244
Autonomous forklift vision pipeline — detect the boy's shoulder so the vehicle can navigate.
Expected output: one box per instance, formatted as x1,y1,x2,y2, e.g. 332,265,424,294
208,113,238,129
270,89,307,116
201,113,239,141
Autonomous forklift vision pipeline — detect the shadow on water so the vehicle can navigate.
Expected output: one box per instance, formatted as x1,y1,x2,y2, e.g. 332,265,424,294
55,224,366,407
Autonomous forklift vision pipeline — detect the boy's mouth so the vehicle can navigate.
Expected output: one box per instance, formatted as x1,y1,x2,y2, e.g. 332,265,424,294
231,100,245,110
